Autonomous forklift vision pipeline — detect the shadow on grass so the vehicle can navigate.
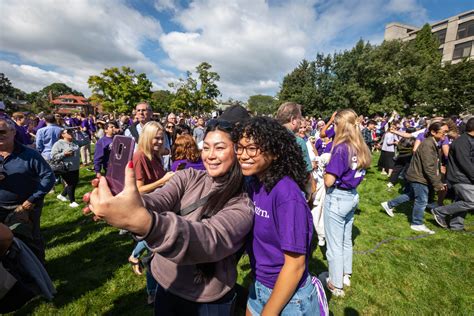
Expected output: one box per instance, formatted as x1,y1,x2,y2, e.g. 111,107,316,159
15,229,134,313
102,288,153,315
43,216,109,249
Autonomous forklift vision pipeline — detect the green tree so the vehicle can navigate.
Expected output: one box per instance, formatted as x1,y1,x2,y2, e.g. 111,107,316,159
88,66,152,113
38,82,84,100
150,90,175,113
169,62,221,113
0,73,15,98
247,94,277,115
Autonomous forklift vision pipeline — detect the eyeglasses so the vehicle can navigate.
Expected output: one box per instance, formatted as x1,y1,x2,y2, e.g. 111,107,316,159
136,109,150,112
235,144,261,157
166,125,174,129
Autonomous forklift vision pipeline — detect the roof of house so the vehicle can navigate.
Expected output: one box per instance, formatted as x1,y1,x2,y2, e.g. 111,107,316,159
51,94,90,105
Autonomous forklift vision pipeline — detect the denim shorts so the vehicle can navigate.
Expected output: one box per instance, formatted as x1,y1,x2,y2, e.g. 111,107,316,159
247,275,320,315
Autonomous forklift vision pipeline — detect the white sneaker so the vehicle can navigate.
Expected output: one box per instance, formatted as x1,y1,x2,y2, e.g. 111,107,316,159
410,224,435,234
69,202,80,208
381,170,387,175
343,274,351,287
57,194,68,202
318,237,326,247
386,182,394,188
381,202,394,217
325,278,345,297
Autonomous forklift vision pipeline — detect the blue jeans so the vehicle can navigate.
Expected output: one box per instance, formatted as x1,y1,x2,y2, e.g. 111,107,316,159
154,283,236,315
324,187,359,289
247,275,319,315
388,181,428,225
132,240,148,258
132,241,157,296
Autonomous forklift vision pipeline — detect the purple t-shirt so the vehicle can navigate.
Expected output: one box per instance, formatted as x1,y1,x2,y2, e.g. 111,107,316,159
247,176,313,289
316,138,333,155
170,159,206,172
325,126,335,139
325,143,366,189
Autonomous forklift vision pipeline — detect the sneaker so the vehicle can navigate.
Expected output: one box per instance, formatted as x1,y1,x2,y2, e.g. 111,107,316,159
381,170,387,175
119,229,129,235
431,209,448,228
410,224,435,234
343,274,351,287
381,202,394,217
147,294,155,305
386,182,394,189
318,237,326,247
57,194,68,202
69,202,80,208
325,278,345,297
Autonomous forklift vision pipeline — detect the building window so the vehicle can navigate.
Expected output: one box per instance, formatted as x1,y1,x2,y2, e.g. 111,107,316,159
434,29,447,44
456,20,474,39
452,41,472,59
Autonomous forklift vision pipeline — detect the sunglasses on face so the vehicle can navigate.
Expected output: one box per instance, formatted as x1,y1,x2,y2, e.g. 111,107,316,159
166,125,174,129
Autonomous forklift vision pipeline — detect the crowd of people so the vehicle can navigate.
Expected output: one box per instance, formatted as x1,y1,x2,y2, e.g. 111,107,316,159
0,97,473,314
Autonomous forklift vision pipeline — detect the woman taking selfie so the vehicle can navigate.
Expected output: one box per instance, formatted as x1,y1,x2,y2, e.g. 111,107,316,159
235,117,320,316
86,120,253,315
323,109,371,297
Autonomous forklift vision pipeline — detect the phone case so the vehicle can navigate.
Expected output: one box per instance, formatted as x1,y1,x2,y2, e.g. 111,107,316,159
106,135,135,195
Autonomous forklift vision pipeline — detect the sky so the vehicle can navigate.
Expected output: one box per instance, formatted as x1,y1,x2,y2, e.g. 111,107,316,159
0,0,472,102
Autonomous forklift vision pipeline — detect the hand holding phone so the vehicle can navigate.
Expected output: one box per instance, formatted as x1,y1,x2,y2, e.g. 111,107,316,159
106,135,135,195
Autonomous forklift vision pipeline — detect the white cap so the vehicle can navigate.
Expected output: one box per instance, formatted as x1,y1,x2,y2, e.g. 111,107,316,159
0,101,5,111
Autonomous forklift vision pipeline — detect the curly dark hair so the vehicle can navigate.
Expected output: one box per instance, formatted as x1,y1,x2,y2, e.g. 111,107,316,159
234,116,308,192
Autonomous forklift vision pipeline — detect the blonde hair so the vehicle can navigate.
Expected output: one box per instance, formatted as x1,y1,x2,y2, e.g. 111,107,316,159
332,109,371,169
138,121,164,161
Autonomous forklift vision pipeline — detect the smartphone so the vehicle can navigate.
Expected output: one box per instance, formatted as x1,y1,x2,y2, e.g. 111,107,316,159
176,162,187,170
106,135,135,195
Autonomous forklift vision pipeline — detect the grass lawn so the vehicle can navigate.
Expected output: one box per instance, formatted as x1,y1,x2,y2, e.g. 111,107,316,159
10,153,474,315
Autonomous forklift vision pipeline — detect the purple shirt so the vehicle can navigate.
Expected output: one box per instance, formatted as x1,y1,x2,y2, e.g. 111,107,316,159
247,176,313,289
325,126,335,139
326,143,366,189
170,159,206,172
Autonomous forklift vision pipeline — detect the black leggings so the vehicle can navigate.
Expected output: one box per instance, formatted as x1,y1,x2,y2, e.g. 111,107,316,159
60,169,80,202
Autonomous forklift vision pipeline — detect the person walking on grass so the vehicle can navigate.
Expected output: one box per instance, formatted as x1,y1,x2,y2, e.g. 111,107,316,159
322,109,371,298
381,121,449,234
51,128,90,208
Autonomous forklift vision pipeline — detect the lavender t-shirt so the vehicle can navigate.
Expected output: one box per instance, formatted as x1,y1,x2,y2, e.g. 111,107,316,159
325,143,366,189
247,176,313,289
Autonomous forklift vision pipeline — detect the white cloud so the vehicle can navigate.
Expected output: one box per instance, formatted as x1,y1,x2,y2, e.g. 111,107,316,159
386,0,428,25
0,0,170,95
0,61,88,93
159,0,429,99
154,0,180,12
0,0,431,102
